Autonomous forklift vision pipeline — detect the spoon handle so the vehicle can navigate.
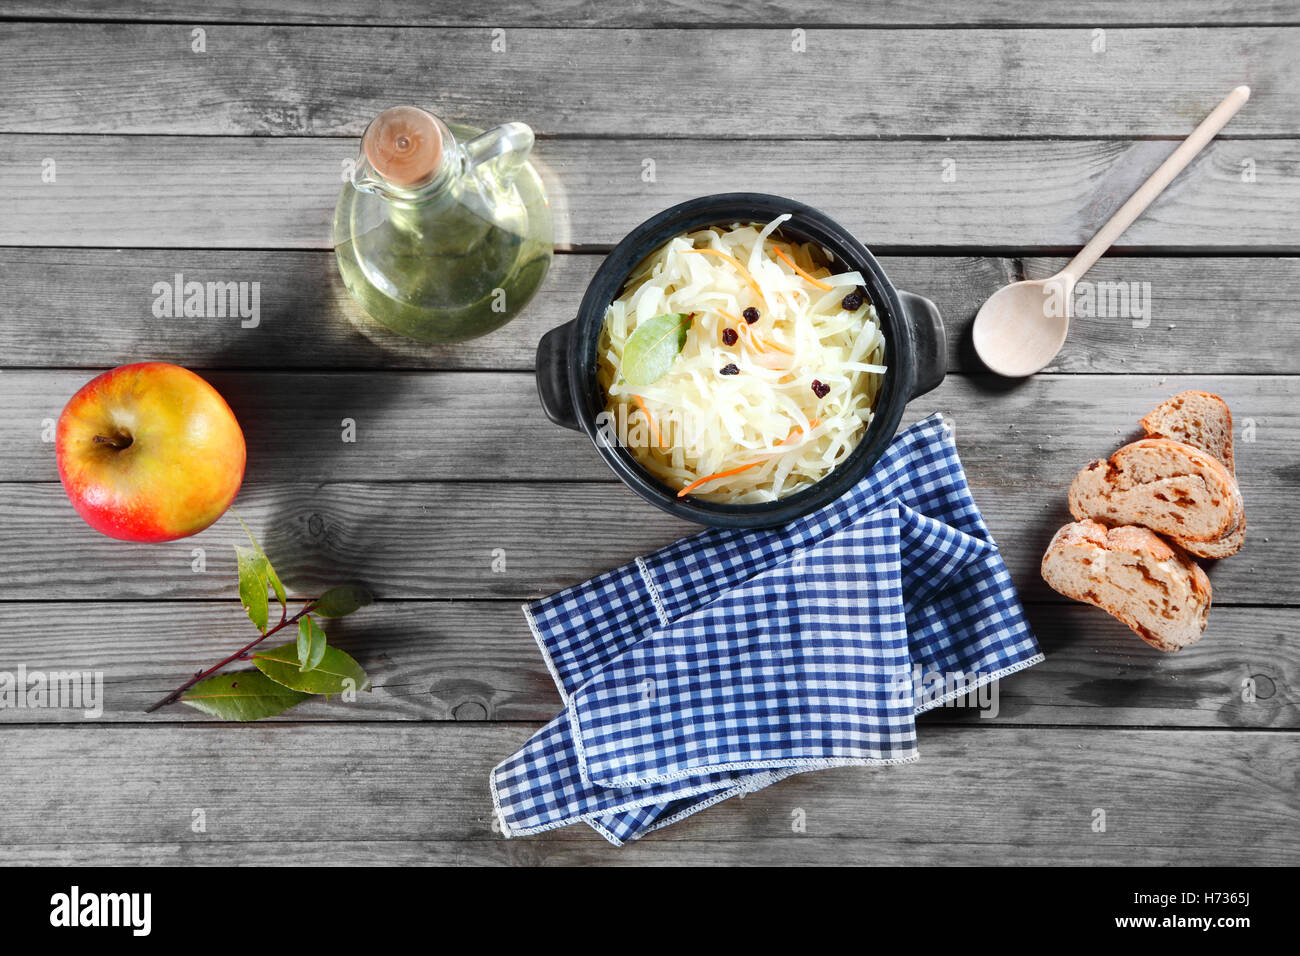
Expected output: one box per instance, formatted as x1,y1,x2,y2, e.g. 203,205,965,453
1063,85,1251,281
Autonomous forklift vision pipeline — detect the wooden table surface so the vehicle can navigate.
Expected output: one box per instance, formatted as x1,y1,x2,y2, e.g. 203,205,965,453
2,1,1298,866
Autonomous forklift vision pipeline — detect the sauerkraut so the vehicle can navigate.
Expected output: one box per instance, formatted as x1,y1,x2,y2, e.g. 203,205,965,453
598,215,886,503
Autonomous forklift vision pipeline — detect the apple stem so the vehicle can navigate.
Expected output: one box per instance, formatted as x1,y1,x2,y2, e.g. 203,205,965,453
144,601,312,714
92,432,133,450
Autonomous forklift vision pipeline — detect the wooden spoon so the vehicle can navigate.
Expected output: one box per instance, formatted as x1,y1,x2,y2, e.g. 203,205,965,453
973,86,1251,377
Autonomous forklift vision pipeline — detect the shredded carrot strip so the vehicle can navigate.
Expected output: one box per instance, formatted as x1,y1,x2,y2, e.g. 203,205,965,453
772,246,833,291
675,461,762,498
676,419,820,498
684,248,767,306
634,394,666,449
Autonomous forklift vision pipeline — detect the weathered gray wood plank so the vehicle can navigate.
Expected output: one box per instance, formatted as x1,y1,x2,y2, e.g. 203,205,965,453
0,601,1292,727
8,0,1297,28
4,136,1295,250
0,371,1292,483
2,249,1297,374
0,835,1290,866
0,475,1280,606
0,724,1294,864
0,374,1292,603
1017,256,1300,373
0,26,1294,136
0,474,1017,600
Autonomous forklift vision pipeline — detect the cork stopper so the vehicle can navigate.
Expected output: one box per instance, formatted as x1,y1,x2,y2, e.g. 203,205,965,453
362,106,445,187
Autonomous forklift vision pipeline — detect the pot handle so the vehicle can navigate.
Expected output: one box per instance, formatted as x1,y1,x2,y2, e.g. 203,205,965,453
535,320,582,431
899,291,946,399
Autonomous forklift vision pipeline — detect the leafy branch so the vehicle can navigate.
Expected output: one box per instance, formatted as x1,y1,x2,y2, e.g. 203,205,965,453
145,519,373,720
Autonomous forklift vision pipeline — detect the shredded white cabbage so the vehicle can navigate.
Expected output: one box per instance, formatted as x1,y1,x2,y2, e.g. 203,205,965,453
598,216,886,502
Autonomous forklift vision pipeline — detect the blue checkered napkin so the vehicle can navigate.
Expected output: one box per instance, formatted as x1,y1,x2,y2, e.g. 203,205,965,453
492,415,1044,844
488,503,1010,842
569,503,999,788
489,504,989,839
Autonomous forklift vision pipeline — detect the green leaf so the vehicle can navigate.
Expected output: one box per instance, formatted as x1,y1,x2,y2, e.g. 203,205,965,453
297,615,327,672
235,545,270,633
621,312,691,386
233,513,286,613
180,670,309,721
253,641,370,696
311,585,373,618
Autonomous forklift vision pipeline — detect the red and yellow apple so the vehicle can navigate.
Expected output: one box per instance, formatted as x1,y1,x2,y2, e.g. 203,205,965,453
56,362,246,542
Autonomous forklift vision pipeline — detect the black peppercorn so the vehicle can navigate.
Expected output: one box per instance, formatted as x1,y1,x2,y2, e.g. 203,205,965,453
719,363,740,376
811,379,831,398
722,327,738,346
742,307,760,324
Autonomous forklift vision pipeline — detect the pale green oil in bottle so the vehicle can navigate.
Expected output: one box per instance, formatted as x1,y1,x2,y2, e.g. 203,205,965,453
334,118,553,344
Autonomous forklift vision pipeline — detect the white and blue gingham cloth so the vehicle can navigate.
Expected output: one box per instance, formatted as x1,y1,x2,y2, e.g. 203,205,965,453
491,414,1044,845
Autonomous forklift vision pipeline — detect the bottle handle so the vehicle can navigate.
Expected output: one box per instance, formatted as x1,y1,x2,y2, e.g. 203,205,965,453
460,122,534,186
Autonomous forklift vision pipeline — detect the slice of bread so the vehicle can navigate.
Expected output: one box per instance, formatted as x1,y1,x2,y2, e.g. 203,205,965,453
1141,390,1244,557
1068,438,1242,544
1141,390,1235,474
1041,520,1211,652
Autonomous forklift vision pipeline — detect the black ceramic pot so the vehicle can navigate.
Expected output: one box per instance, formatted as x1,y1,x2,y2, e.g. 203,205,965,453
536,193,946,528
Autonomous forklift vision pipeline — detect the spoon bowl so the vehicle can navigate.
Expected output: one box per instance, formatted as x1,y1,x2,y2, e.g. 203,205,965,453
972,275,1074,377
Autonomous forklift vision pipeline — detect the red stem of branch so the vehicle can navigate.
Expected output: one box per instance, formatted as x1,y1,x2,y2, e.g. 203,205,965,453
144,602,315,714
